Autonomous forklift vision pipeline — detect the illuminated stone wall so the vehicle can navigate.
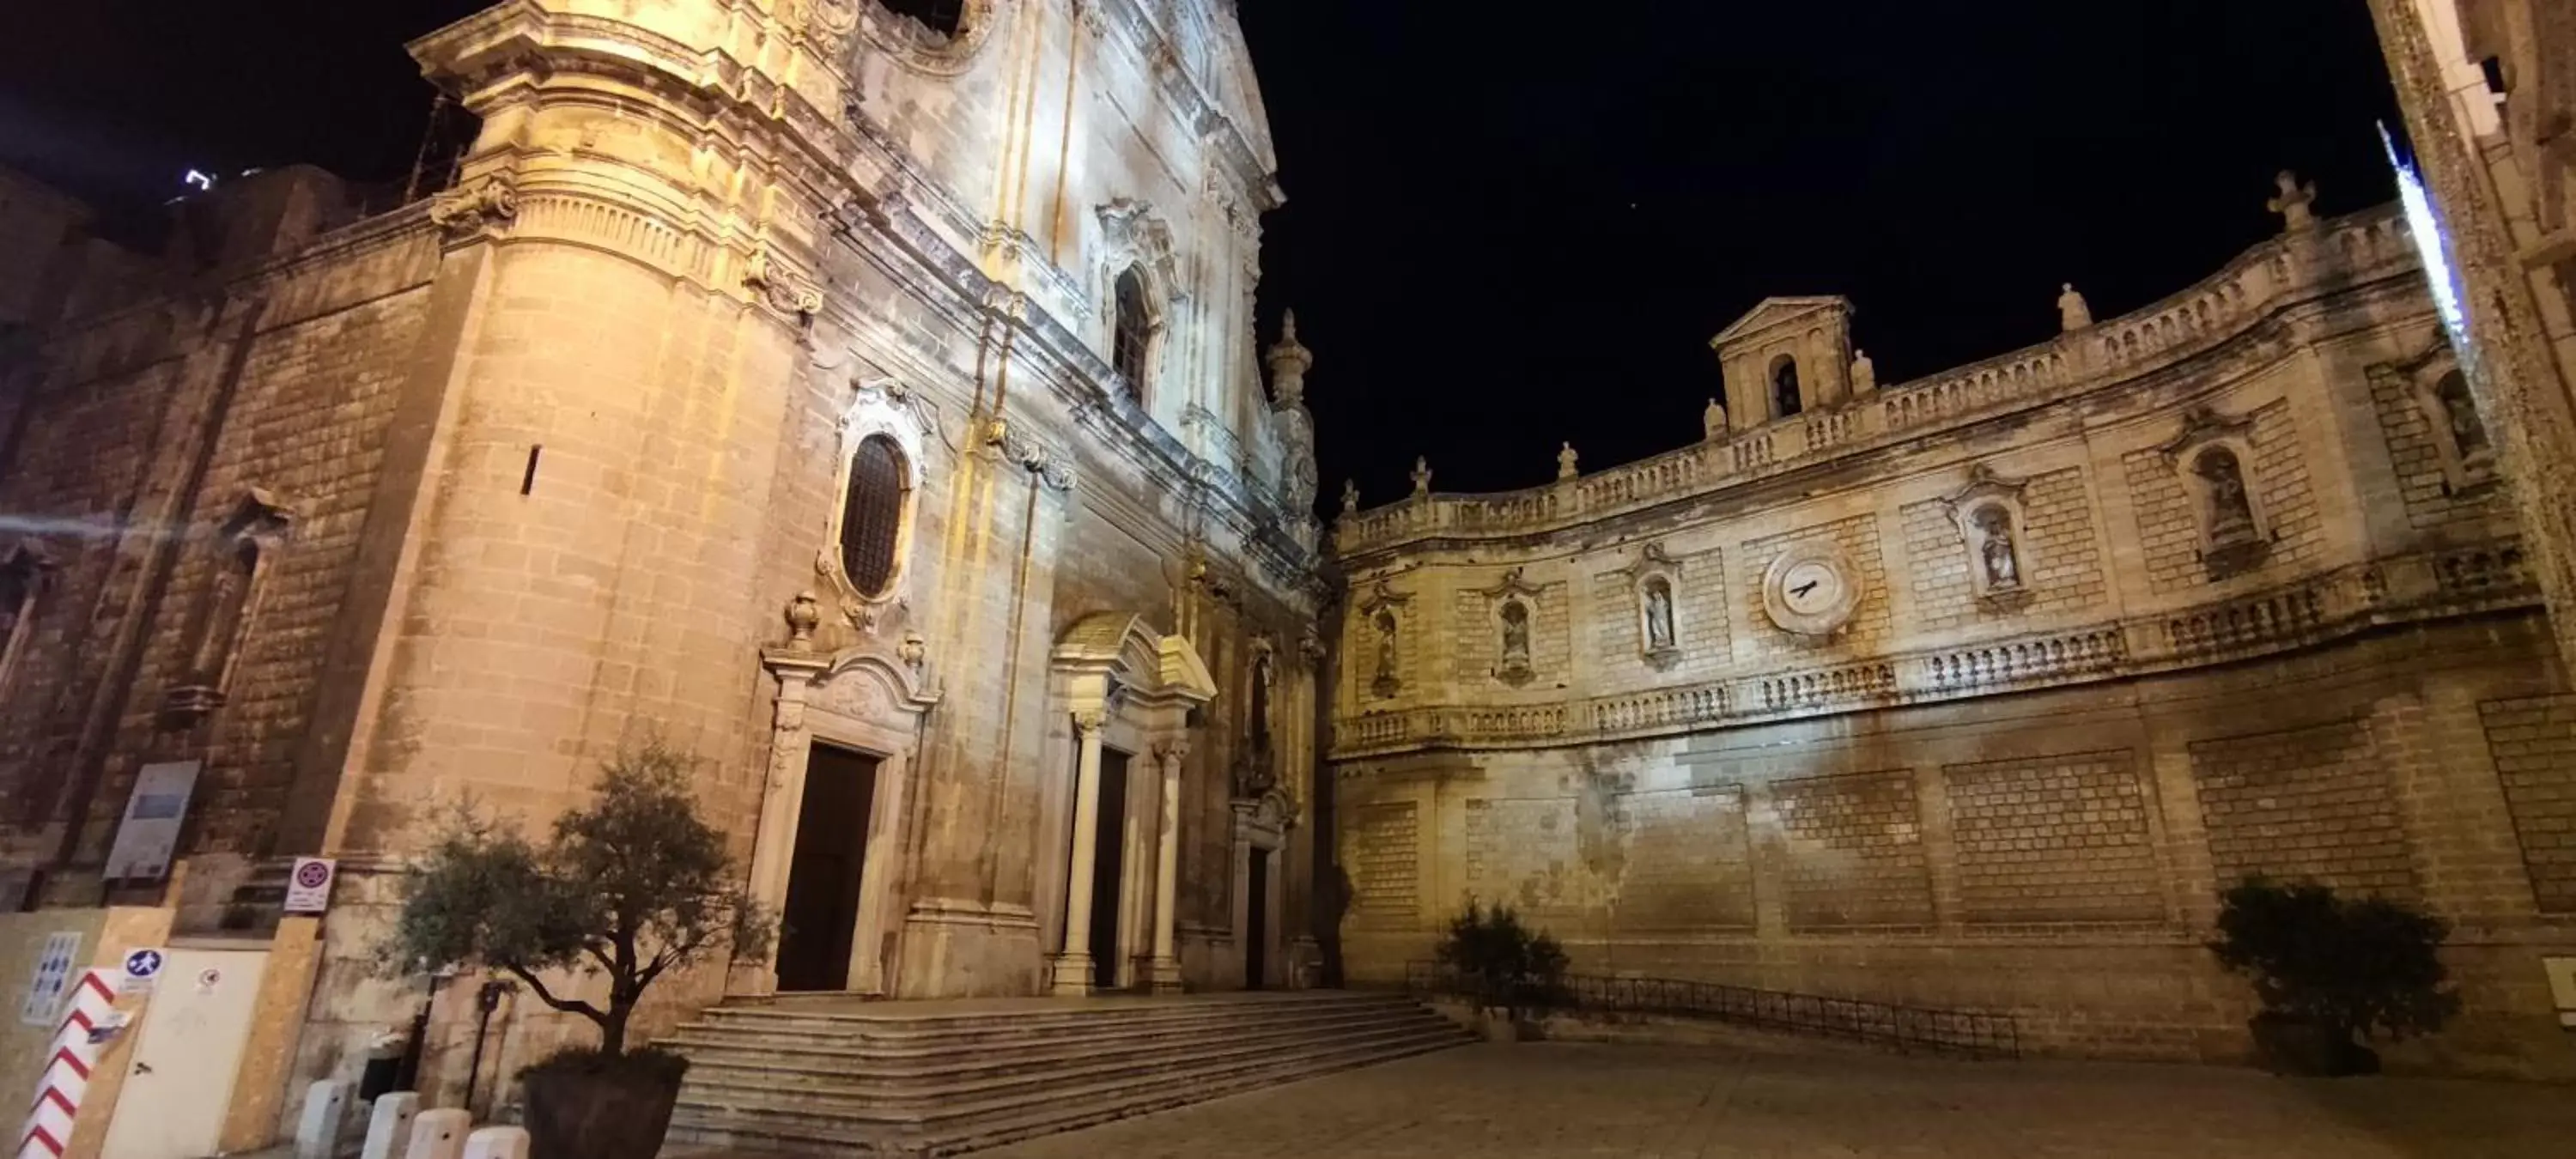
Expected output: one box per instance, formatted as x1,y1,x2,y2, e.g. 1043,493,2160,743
1330,207,2576,1077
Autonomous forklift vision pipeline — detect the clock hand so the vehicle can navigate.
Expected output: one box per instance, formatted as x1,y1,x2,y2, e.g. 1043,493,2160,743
1791,580,1819,598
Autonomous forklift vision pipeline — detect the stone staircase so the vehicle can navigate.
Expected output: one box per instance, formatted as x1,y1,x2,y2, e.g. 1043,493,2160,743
659,991,1471,1156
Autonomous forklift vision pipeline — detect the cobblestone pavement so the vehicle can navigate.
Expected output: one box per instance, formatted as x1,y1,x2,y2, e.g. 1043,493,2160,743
967,1042,2576,1158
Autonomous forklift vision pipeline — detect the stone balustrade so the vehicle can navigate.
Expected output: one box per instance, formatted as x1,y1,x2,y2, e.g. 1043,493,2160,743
1333,207,2417,557
1328,541,2536,759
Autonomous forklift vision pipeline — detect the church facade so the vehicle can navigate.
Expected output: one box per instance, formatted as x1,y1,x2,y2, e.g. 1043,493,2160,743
1327,199,2576,1077
0,0,1323,1112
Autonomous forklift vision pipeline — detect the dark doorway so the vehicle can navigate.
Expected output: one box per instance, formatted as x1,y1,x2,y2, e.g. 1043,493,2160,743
1087,748,1131,991
775,743,878,992
1245,847,1270,990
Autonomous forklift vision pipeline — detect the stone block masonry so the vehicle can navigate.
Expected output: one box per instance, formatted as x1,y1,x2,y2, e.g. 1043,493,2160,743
2190,719,2417,898
1943,749,2160,926
2479,695,2576,913
1772,769,1935,932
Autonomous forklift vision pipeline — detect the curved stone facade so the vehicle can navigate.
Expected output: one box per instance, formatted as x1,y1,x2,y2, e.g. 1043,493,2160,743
1327,206,2576,1075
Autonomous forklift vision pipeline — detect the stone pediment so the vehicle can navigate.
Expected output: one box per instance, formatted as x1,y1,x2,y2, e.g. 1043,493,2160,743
1709,296,1854,353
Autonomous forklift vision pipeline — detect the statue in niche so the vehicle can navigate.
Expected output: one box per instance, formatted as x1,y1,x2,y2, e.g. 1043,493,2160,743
1371,609,1400,695
1499,600,1532,673
2196,447,2258,543
1703,397,1727,440
1643,579,1676,652
2057,283,2093,332
1973,505,2021,591
2435,371,2492,458
1557,442,1579,480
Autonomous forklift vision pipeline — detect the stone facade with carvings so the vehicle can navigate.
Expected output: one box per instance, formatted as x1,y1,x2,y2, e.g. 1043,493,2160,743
1328,203,2576,1077
0,0,1323,1126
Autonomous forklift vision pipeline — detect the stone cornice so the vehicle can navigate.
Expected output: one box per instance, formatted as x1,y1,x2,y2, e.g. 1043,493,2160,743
1327,541,2539,761
1336,207,2421,558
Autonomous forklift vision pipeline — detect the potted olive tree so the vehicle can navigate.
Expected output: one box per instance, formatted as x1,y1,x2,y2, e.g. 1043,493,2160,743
2208,877,2458,1076
385,743,772,1158
1434,902,1570,1041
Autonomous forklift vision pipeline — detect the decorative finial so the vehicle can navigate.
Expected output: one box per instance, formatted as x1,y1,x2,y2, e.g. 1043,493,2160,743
785,591,823,651
1703,397,1728,441
1557,442,1580,481
2057,283,2093,332
1410,457,1433,497
2267,170,2318,232
1265,310,1314,409
1341,478,1360,515
1850,349,1876,393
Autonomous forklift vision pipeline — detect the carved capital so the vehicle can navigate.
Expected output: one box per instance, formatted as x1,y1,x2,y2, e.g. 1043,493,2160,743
744,244,823,321
1154,737,1191,768
1072,708,1108,736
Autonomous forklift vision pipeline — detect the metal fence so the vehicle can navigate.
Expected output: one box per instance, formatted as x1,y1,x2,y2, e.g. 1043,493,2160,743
1404,961,2020,1060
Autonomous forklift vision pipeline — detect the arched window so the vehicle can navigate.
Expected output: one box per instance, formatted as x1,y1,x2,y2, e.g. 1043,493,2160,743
1771,356,1803,419
877,0,966,37
1112,266,1152,395
841,434,909,598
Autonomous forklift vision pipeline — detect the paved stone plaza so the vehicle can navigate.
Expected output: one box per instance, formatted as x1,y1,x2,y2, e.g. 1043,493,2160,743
968,1043,2574,1158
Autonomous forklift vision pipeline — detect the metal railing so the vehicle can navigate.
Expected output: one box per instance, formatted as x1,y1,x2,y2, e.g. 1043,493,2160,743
1404,961,2020,1060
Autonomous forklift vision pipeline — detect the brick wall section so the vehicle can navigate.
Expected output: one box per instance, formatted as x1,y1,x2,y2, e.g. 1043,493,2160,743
2018,468,2110,613
1588,548,1728,683
1901,501,1976,630
2190,719,2418,897
1346,800,1419,926
1737,515,1892,660
2366,365,2510,531
105,289,431,856
1610,785,1754,931
1464,796,1581,921
2251,399,2324,571
2123,448,2201,593
1943,749,2161,925
2477,695,2576,913
1771,769,1934,931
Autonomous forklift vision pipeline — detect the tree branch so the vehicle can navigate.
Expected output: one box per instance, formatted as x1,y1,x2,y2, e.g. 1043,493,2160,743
507,965,609,1029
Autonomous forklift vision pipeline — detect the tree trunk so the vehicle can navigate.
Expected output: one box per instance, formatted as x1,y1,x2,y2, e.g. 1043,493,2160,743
601,1003,629,1058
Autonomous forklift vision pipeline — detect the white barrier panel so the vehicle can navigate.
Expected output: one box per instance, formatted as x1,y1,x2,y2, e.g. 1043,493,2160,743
402,1108,469,1159
361,1092,420,1159
460,1126,529,1159
15,968,117,1159
295,1079,353,1159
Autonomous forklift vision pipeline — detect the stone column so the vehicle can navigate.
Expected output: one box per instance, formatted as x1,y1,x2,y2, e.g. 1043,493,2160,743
1148,738,1188,992
1048,709,1109,996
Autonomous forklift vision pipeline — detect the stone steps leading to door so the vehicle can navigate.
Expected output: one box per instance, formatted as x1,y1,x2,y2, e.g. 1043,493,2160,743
659,991,1469,1156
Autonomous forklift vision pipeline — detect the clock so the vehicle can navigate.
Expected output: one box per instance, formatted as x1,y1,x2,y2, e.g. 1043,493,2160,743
1763,548,1861,636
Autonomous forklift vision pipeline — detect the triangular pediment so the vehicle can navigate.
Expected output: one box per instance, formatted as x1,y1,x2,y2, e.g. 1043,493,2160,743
1710,296,1854,351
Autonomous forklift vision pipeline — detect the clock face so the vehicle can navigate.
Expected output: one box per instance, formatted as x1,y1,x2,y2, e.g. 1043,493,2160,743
1763,549,1861,636
1778,560,1844,616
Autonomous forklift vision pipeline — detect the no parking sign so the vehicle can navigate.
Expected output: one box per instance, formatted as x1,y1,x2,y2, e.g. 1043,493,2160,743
283,857,337,915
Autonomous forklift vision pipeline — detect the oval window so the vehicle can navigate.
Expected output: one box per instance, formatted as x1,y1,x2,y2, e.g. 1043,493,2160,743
841,434,908,598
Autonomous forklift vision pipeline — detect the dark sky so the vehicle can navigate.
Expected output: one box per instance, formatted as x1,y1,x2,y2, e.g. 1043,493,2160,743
0,2,2404,507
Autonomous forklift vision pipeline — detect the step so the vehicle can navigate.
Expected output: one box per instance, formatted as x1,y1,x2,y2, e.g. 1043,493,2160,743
668,1028,1467,1156
660,1003,1430,1068
675,1017,1460,1113
666,1008,1449,1090
689,992,1413,1043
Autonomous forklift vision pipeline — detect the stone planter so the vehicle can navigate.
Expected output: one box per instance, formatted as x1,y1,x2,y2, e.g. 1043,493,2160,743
2247,1014,2379,1077
521,1051,689,1159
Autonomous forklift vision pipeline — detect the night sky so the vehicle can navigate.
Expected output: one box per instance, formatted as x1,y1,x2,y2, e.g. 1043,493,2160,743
1,2,2404,510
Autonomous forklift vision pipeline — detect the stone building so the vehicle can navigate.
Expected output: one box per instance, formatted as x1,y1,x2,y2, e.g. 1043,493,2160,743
0,0,1324,1119
1328,199,2576,1077
2366,1,2576,673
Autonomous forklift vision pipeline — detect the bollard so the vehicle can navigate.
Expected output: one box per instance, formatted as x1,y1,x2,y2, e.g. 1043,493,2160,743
294,1079,354,1159
403,1107,470,1159
360,1091,420,1159
460,1126,530,1159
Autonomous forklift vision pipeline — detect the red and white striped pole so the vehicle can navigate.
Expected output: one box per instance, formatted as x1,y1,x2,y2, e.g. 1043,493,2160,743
18,969,118,1159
